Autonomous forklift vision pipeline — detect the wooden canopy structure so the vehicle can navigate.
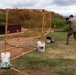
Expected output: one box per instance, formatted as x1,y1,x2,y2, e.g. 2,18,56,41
4,8,52,53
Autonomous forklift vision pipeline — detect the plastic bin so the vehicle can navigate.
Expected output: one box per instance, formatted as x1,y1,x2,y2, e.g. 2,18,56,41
1,52,10,62
37,41,45,52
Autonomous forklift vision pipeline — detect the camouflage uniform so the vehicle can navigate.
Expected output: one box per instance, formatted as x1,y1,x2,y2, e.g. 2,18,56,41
66,17,76,44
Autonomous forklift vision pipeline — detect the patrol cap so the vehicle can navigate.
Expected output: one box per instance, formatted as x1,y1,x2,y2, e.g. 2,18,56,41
69,15,73,17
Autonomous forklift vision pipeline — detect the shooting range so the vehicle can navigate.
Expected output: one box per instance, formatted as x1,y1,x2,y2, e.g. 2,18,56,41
0,8,52,70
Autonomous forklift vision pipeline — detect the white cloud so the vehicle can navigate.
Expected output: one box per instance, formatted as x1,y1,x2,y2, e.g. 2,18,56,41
52,0,76,6
0,0,76,16
54,5,76,16
35,0,53,8
0,0,37,8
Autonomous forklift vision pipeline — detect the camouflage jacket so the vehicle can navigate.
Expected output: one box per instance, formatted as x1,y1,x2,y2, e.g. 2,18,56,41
66,17,76,31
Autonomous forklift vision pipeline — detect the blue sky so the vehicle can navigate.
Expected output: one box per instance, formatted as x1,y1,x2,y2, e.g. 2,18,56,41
0,0,76,16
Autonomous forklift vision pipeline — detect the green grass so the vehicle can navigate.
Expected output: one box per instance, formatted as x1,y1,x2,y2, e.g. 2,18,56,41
0,28,41,41
0,32,76,75
46,32,67,41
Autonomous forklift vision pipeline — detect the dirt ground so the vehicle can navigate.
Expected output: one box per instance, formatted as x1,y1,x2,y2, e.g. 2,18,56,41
0,37,37,60
0,31,76,75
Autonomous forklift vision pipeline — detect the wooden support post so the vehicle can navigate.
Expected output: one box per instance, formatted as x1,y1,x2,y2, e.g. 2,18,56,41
41,10,45,43
50,12,52,30
45,10,52,30
11,67,27,75
44,10,46,33
6,8,43,11
4,9,8,54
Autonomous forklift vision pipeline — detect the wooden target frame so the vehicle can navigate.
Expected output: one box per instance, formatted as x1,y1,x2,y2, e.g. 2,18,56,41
4,8,52,53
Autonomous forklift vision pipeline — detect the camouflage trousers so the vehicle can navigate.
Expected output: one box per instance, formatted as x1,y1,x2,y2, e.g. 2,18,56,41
66,29,76,45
